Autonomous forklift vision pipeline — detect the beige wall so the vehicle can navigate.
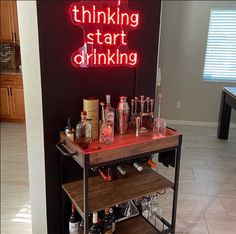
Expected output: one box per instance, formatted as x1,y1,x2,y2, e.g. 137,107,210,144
159,1,236,123
17,1,47,233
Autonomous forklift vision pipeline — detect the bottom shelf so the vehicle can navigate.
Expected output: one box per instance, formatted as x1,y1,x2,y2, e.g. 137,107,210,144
115,216,158,234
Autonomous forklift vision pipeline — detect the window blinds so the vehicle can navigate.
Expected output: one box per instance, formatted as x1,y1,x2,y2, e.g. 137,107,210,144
203,8,236,82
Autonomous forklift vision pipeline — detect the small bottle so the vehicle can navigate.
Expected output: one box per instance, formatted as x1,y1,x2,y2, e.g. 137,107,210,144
89,212,102,234
103,208,112,234
65,118,71,135
69,203,79,234
75,111,92,148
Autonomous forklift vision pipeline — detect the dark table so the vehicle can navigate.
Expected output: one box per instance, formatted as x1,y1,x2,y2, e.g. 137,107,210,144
217,87,236,139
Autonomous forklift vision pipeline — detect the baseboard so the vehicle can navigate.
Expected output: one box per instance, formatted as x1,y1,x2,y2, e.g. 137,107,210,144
166,119,236,129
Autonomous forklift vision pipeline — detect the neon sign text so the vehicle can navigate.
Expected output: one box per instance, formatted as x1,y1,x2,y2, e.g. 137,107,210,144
72,49,137,67
86,30,127,45
70,5,139,27
69,0,140,68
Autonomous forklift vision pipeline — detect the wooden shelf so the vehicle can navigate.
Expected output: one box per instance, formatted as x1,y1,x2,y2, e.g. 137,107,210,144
115,216,158,234
62,166,173,216
60,128,180,167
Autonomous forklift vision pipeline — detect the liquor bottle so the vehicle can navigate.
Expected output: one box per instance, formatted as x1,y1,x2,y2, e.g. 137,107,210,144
105,94,115,124
100,100,114,144
75,111,92,148
103,208,112,234
89,212,102,234
65,118,72,135
69,203,79,234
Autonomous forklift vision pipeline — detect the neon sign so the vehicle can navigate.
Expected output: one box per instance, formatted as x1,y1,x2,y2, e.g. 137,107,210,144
69,0,140,67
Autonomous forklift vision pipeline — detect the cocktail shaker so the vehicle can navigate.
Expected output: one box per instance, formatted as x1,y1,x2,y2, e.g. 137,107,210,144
117,96,130,134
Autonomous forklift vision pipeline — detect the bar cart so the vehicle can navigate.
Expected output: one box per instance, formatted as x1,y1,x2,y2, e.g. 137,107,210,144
57,127,182,233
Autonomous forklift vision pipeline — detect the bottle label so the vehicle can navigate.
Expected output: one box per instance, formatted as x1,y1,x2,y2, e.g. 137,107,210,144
106,112,114,123
69,222,79,234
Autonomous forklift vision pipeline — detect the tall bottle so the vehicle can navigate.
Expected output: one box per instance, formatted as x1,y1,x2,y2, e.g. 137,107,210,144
89,212,102,234
117,96,129,135
109,208,116,233
105,94,115,124
103,208,113,234
65,117,72,135
78,219,84,234
75,111,92,148
69,203,79,234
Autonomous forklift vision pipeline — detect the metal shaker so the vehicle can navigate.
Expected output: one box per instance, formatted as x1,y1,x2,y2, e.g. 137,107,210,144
116,96,130,134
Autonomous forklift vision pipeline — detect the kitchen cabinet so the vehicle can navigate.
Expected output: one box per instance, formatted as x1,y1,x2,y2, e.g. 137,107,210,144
0,0,19,43
57,128,182,233
0,74,25,122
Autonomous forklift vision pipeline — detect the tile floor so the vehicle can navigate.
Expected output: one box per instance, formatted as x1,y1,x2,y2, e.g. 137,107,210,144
1,122,236,234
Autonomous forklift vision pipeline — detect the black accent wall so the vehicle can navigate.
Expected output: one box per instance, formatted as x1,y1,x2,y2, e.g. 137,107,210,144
36,0,161,233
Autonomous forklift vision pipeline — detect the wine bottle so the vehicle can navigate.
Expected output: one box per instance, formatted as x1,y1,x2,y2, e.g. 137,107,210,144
116,164,127,176
103,208,112,234
91,167,113,182
78,219,84,234
132,161,143,172
109,208,116,233
69,203,79,234
89,212,102,234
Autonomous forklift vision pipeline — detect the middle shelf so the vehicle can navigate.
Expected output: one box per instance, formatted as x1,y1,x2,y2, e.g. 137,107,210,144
62,165,173,216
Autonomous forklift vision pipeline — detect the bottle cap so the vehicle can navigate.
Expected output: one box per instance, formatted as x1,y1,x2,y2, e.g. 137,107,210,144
105,208,110,215
81,111,87,116
106,94,111,104
119,96,127,102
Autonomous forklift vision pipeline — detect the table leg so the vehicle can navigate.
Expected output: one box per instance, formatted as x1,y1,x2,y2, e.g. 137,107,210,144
217,91,232,139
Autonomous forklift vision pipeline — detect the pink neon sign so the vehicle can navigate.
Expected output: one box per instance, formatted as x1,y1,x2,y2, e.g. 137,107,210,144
69,0,140,67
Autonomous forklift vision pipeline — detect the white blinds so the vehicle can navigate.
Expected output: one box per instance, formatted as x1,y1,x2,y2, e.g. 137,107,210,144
203,8,236,82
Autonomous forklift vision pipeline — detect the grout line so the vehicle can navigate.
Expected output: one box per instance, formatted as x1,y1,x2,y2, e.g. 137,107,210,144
203,212,210,234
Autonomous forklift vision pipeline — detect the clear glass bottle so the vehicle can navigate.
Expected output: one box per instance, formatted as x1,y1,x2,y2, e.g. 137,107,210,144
75,111,92,148
99,96,114,144
105,95,115,124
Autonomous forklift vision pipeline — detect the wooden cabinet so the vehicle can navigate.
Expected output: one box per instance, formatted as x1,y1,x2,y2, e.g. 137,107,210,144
0,0,19,43
0,74,25,122
0,86,12,118
58,129,182,233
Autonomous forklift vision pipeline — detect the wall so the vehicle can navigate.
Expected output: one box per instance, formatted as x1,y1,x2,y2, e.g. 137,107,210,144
17,1,47,234
159,1,236,123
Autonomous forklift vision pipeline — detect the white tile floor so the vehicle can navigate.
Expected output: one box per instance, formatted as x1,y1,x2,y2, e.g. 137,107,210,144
1,122,236,234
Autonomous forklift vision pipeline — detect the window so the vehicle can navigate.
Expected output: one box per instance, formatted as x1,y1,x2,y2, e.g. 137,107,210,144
203,8,236,82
